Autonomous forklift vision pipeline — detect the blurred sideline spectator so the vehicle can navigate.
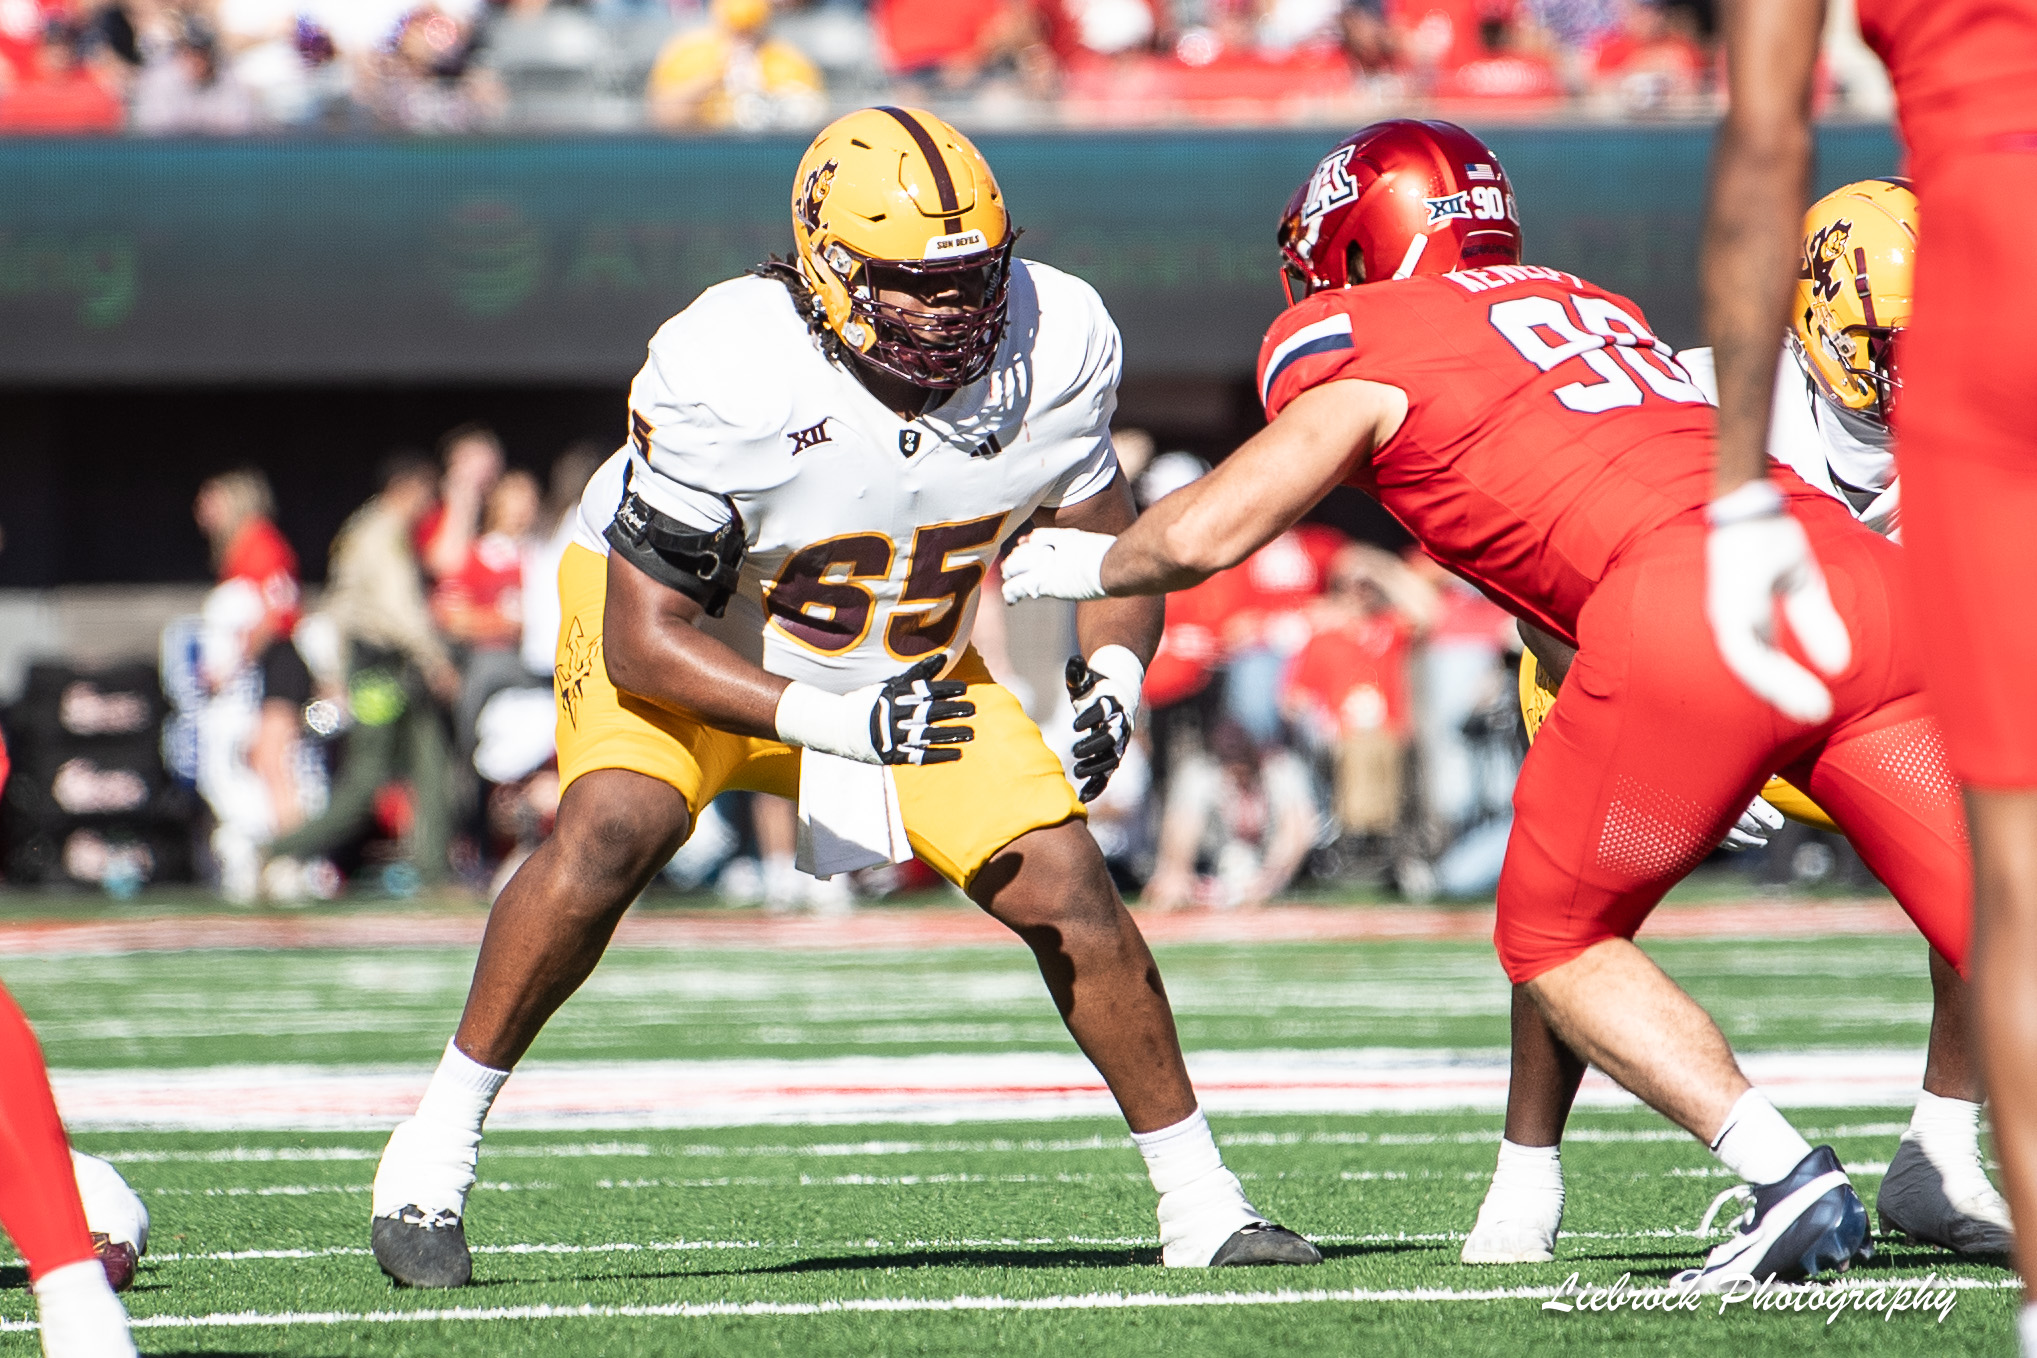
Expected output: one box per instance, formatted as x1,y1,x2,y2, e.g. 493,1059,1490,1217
1145,720,1318,910
1406,551,1514,835
265,452,457,897
873,0,1047,95
0,16,122,130
360,1,502,132
648,0,823,129
472,443,601,895
518,441,605,682
437,467,540,760
1214,522,1346,745
0,0,1895,133
1279,544,1435,839
1584,0,1703,112
190,468,317,900
420,422,503,584
132,12,265,132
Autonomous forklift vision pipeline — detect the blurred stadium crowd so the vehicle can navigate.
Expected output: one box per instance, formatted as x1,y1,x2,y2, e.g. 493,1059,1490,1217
0,0,1896,135
0,426,1538,909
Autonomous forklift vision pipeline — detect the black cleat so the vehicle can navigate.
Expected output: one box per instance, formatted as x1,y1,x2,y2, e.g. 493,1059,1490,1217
1209,1222,1324,1267
372,1207,472,1288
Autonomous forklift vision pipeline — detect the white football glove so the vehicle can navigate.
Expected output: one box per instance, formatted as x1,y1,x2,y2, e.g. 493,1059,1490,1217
774,658,976,766
1704,480,1852,725
1719,794,1785,852
1000,527,1114,604
1065,645,1144,802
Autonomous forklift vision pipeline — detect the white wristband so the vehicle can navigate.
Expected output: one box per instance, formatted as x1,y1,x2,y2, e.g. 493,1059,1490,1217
773,681,879,764
1708,478,1784,527
1085,643,1147,715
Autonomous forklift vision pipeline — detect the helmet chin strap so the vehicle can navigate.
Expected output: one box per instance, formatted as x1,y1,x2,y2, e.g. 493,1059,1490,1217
1391,232,1429,280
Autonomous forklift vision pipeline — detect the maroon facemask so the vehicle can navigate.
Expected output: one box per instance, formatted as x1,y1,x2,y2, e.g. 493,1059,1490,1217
850,240,1015,391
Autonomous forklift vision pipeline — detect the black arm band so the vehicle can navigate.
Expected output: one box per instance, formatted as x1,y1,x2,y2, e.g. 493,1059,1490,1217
605,489,746,617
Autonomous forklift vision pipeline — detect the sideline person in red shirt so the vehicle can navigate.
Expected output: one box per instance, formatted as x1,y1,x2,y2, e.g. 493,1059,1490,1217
194,469,312,841
0,20,123,132
1700,0,2037,1312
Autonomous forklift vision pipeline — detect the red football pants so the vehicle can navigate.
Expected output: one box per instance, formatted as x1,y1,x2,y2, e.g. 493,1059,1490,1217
0,982,95,1281
1496,505,1971,983
1895,145,2037,788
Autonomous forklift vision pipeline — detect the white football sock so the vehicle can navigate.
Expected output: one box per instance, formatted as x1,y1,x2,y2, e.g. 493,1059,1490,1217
2020,1301,2037,1358
1710,1089,1814,1186
371,1039,509,1220
1909,1090,1982,1155
1132,1109,1261,1267
1908,1091,2007,1208
1462,1140,1564,1263
33,1258,136,1358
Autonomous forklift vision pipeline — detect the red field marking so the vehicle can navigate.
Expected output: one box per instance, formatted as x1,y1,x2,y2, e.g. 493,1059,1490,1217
0,899,1912,957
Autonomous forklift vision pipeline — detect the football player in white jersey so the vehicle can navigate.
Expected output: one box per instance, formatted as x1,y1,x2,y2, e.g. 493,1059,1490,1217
367,106,1321,1288
1464,178,2012,1266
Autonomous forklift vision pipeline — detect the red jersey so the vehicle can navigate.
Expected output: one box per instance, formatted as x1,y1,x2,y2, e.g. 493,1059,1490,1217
1222,524,1346,652
1258,267,1752,647
872,0,1003,73
219,517,301,638
1283,612,1415,737
1143,573,1230,708
1856,0,2037,161
434,531,525,641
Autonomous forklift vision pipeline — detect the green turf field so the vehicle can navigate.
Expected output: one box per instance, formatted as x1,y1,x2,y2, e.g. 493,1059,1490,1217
0,917,2011,1355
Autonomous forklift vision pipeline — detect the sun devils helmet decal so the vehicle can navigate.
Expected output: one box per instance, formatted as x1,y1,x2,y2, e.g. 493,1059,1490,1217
1802,217,1853,304
1791,178,1916,430
796,158,838,231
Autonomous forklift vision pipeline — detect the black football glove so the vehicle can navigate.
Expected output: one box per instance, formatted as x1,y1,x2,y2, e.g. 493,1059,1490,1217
1064,647,1144,802
870,656,976,765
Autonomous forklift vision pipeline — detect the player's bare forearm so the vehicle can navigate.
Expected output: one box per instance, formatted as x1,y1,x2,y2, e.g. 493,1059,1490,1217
601,549,788,739
1702,0,1824,495
1042,474,1163,665
1097,379,1406,596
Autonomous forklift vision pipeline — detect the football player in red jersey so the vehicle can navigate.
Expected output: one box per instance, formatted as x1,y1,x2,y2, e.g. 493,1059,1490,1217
1702,0,2037,1329
0,725,136,1354
1004,119,1975,1289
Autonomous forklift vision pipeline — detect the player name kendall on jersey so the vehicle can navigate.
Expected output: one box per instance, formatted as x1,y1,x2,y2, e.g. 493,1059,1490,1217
575,258,1123,691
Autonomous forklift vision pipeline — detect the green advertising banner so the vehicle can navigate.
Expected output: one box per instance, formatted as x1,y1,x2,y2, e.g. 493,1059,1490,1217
0,125,1900,384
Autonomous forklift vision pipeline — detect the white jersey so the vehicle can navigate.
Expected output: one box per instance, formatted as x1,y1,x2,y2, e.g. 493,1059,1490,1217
575,259,1121,691
1681,346,1901,539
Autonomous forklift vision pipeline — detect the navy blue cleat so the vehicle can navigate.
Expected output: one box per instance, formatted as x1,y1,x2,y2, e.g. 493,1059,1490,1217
1672,1146,1873,1292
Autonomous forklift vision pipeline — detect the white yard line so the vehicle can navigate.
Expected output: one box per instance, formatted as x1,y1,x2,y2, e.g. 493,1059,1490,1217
52,1049,1931,1131
131,1229,1770,1264
0,1275,2014,1332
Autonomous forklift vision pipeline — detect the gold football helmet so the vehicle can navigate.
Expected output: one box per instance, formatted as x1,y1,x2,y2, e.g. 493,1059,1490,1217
1793,177,1917,429
790,106,1015,390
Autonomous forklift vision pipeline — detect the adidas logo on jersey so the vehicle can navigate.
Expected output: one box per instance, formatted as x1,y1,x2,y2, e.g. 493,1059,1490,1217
970,431,1003,460
788,419,833,454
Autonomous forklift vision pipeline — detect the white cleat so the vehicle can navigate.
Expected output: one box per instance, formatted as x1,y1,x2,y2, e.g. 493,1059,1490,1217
1461,1179,1563,1264
1155,1168,1318,1267
1876,1133,2015,1256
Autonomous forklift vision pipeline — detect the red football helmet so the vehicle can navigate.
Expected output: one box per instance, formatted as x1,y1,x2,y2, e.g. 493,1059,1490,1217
1278,120,1523,302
